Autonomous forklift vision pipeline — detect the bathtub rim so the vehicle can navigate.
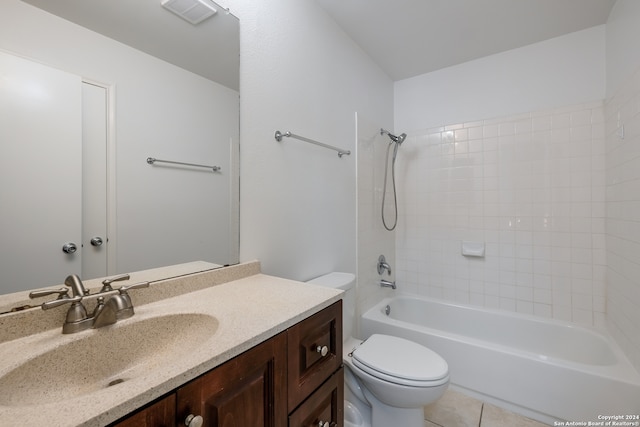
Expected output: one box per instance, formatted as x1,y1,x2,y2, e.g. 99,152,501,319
361,293,640,385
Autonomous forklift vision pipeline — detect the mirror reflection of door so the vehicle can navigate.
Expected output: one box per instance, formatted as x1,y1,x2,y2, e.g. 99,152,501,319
0,50,82,292
0,51,110,291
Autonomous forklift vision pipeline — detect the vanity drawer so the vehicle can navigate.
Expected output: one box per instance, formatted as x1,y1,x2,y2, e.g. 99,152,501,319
289,367,343,427
287,301,342,412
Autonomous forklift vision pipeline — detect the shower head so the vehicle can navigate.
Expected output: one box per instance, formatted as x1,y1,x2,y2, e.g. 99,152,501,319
380,128,407,144
394,133,407,144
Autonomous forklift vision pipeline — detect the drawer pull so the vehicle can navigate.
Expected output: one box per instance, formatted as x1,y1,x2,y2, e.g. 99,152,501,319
185,414,203,427
316,345,329,357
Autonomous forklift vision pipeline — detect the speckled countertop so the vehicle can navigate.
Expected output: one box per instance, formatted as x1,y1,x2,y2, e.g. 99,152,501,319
0,262,342,426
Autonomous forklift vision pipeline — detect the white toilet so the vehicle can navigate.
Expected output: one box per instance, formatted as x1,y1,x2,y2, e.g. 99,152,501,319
307,272,449,427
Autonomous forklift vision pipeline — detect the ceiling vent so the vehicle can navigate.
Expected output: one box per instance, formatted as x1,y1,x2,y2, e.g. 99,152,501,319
161,0,217,25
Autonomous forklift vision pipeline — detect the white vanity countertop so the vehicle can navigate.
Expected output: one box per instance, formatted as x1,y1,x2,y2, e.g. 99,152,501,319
0,270,343,426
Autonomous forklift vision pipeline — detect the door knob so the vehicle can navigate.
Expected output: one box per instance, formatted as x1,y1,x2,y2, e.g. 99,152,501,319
62,243,77,254
90,237,103,246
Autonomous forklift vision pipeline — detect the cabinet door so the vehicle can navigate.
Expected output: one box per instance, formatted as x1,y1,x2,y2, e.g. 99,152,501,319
289,368,344,427
177,332,287,427
287,301,342,411
110,393,176,427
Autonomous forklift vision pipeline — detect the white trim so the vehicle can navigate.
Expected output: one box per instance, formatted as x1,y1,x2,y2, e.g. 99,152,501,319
81,78,117,276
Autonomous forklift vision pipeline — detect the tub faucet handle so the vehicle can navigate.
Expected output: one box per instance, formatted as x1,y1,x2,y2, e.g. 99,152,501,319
377,254,392,275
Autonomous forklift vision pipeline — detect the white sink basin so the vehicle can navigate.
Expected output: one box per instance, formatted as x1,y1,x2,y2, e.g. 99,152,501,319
0,313,218,406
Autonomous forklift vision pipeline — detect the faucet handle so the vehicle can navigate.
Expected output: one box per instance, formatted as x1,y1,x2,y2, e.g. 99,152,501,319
100,273,131,292
377,255,392,275
41,295,83,310
111,281,150,321
29,287,70,300
119,281,150,293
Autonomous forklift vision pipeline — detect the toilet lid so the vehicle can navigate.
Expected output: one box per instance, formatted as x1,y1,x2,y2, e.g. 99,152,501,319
352,334,448,383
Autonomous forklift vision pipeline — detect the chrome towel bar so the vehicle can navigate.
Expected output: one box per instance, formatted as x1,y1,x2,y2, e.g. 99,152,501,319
146,157,221,172
274,130,351,158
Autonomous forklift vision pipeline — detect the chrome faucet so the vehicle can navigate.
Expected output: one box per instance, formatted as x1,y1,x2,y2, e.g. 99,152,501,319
65,274,89,297
377,255,392,276
380,279,396,290
30,274,149,334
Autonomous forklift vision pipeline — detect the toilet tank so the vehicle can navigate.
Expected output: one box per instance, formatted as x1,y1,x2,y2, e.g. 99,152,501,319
306,272,355,339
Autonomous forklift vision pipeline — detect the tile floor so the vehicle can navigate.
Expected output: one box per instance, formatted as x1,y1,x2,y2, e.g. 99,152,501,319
424,389,549,427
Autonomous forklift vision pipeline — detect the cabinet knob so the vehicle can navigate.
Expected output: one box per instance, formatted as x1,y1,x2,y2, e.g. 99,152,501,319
185,414,203,427
316,345,329,357
318,422,329,427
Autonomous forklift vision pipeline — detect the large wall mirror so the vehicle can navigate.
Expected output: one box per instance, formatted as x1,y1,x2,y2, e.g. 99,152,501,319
0,0,240,295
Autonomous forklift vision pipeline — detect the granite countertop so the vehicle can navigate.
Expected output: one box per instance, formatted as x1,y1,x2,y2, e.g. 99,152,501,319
0,264,342,426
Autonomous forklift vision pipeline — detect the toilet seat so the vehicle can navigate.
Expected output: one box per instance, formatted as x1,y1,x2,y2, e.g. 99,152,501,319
351,334,449,387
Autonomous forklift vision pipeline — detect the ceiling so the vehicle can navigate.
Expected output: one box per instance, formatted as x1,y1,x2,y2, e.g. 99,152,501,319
21,0,239,90
315,0,617,81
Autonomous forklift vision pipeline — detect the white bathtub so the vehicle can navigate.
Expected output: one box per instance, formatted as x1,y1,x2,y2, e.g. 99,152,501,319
360,295,640,424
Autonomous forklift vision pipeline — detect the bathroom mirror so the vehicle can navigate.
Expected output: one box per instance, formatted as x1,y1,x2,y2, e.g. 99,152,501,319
0,0,239,295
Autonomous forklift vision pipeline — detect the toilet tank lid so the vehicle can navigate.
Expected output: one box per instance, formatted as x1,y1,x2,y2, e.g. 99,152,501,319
306,272,355,290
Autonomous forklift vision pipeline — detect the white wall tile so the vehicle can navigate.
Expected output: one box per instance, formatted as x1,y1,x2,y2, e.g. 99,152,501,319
397,102,606,327
605,63,640,372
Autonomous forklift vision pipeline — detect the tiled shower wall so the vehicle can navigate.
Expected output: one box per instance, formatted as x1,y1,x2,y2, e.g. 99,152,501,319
395,101,606,328
605,66,640,371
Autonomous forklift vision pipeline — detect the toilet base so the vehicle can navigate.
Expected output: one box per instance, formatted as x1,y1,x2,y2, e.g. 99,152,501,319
344,399,369,427
364,387,424,427
344,372,371,427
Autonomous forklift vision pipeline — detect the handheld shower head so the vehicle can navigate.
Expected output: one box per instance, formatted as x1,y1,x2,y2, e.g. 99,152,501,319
380,128,407,145
394,133,407,144
379,128,407,231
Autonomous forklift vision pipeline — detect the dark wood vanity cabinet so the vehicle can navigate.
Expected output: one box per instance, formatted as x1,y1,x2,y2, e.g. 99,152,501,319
176,332,288,427
111,301,343,427
112,393,176,427
288,368,343,427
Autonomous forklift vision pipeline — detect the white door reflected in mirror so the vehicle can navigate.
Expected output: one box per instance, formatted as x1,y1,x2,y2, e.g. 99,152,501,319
0,51,83,293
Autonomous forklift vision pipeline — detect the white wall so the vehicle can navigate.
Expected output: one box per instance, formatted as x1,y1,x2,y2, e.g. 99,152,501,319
606,0,640,98
395,26,606,132
605,67,640,373
0,0,239,275
604,0,640,372
227,0,394,280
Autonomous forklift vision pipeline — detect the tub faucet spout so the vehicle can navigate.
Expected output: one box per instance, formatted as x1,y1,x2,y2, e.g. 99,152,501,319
380,279,396,290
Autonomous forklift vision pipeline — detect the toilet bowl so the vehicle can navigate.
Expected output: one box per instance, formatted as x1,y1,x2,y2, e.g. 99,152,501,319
307,272,449,427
